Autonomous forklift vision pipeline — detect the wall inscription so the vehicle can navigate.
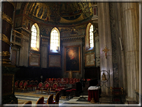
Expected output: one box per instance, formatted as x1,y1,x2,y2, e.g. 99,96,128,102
49,55,61,67
85,53,95,66
29,53,40,66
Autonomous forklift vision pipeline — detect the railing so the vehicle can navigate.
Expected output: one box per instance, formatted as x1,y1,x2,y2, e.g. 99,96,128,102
11,30,23,47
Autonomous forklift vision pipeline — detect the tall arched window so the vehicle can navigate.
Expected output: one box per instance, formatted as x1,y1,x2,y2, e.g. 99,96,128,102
85,23,94,50
89,24,94,48
31,23,40,51
50,27,60,53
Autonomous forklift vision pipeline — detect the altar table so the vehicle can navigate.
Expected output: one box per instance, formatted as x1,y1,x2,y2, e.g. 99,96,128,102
88,86,100,103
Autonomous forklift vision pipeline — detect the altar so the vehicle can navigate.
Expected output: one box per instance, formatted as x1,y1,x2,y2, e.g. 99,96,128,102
88,86,100,103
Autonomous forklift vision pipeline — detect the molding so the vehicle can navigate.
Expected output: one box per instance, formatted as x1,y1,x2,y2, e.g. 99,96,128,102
2,12,13,25
41,44,48,47
2,34,10,45
61,35,84,40
0,51,10,57
15,27,31,34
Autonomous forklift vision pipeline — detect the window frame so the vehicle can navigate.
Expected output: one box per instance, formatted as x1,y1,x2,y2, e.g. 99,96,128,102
49,27,60,54
85,23,94,51
30,23,40,51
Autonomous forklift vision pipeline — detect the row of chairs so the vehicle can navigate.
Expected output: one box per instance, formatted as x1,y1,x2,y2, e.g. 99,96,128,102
46,78,80,84
35,81,67,94
15,80,38,91
15,78,91,92
23,91,60,107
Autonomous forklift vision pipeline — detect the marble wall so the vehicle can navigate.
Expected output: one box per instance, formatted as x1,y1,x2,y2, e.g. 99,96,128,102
98,2,139,102
120,3,139,101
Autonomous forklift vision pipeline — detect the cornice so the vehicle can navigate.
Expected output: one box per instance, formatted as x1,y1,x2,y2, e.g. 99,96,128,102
15,27,31,34
61,35,84,40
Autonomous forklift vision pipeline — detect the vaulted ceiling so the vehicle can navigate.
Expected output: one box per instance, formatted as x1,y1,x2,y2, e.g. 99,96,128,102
16,2,94,25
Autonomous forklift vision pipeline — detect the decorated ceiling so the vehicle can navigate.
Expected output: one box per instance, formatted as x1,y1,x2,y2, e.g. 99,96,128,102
17,2,93,25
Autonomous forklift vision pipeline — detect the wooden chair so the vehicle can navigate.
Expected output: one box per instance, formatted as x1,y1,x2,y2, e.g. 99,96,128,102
15,80,19,91
35,82,43,93
22,81,28,91
27,80,33,91
53,91,60,104
46,94,53,104
36,96,44,104
50,82,58,93
22,101,32,107
18,80,24,91
42,82,50,94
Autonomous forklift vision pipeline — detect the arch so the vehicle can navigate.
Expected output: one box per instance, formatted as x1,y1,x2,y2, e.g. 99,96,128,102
50,27,60,53
30,23,40,51
85,23,94,50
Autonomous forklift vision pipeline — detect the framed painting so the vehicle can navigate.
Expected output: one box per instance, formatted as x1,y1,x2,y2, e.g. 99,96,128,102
49,55,61,67
29,53,40,67
64,45,81,73
85,53,95,67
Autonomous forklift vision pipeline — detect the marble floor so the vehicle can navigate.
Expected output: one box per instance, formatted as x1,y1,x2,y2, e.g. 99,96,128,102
6,91,136,107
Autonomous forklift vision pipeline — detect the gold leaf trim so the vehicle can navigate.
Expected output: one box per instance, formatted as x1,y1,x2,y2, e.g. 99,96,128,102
2,12,13,25
1,51,10,57
2,34,10,45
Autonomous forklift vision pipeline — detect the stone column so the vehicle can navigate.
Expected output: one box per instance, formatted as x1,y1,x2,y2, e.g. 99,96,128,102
41,36,48,68
121,3,139,101
97,3,113,95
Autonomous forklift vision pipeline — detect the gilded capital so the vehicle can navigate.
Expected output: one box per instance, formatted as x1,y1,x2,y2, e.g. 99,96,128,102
2,12,13,25
2,34,10,45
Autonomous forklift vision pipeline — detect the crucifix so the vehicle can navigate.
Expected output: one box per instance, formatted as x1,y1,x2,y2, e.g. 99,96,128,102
102,46,109,59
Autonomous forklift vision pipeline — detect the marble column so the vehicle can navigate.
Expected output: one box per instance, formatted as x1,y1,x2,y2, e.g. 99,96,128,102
121,3,139,101
97,3,113,95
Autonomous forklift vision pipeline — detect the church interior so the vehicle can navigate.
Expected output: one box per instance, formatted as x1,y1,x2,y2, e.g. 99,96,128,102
1,1,141,106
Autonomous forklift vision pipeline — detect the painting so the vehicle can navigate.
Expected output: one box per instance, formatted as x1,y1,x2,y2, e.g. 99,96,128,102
49,55,61,67
64,45,80,72
29,53,40,66
85,53,95,67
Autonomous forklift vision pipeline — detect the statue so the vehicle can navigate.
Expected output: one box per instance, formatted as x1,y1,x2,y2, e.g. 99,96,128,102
102,73,107,81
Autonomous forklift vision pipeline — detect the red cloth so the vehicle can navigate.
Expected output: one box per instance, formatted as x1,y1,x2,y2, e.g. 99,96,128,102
88,90,99,102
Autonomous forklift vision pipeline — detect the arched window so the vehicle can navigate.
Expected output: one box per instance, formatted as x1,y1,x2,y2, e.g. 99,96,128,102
85,23,94,50
31,23,40,51
50,27,60,53
89,24,94,48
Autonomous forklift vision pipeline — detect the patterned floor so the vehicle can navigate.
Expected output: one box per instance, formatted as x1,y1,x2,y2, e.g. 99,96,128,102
15,91,94,105
9,91,138,107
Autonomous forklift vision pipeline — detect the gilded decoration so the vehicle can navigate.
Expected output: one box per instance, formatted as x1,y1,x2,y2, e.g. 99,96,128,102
24,2,93,25
102,46,110,59
40,26,52,36
26,3,51,21
2,51,10,57
2,12,13,25
2,34,10,45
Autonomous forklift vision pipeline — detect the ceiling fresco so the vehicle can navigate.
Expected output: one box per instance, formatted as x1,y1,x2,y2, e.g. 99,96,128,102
23,2,93,25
